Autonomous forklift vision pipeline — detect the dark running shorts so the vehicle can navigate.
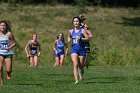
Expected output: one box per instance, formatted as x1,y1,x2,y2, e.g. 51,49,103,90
0,54,13,59
85,42,90,53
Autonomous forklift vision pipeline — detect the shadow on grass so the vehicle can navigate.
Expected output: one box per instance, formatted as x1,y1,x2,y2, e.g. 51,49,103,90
16,83,43,86
47,73,73,76
117,17,140,26
85,76,128,84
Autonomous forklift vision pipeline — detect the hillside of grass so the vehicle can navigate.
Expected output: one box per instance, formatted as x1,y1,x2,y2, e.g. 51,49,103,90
0,4,139,66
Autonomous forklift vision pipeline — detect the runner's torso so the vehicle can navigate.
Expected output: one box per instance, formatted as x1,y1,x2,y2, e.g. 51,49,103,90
0,33,13,55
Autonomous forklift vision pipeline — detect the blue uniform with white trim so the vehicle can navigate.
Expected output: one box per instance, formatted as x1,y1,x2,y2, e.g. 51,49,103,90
55,40,65,57
0,33,13,56
70,28,86,56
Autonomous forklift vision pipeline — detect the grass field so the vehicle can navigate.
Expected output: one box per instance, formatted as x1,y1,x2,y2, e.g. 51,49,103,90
0,3,140,93
1,64,140,93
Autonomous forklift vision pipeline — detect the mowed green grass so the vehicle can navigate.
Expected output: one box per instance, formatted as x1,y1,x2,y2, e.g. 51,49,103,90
1,63,140,93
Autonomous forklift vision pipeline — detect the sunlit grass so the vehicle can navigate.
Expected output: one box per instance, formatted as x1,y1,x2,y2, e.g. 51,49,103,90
1,65,140,93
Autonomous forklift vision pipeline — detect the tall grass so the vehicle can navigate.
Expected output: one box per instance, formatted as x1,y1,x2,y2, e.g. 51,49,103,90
0,4,139,66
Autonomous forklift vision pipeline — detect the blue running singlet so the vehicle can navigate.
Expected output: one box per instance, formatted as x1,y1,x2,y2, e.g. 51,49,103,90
55,40,65,57
70,28,86,56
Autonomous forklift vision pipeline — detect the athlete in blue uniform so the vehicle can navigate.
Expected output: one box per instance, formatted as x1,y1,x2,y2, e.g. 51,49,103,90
25,34,41,67
68,16,89,84
53,32,68,67
79,14,93,69
0,21,16,85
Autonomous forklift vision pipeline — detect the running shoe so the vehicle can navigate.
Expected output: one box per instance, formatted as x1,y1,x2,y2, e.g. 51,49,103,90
75,80,79,84
7,73,11,80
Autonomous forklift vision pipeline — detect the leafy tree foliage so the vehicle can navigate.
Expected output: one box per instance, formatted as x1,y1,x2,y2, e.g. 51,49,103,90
0,0,139,7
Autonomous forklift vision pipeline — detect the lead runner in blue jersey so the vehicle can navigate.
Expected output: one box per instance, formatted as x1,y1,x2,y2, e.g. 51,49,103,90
67,16,89,84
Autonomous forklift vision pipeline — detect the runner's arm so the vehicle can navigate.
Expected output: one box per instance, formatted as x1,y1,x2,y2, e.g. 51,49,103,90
38,42,41,56
84,24,93,39
25,41,30,57
81,29,89,41
53,40,57,52
8,32,16,49
67,30,72,43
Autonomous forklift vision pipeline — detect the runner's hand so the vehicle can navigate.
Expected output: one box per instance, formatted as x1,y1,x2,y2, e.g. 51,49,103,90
27,54,30,57
55,50,58,54
38,52,41,56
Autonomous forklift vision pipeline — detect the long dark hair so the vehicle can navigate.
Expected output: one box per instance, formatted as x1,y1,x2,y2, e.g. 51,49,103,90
72,16,81,24
57,32,65,42
0,20,11,32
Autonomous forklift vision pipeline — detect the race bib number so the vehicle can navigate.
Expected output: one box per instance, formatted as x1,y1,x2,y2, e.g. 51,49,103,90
72,39,79,44
31,50,37,55
0,43,10,50
57,49,64,53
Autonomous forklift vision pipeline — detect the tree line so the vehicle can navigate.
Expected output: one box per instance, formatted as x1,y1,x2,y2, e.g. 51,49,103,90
0,0,140,7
